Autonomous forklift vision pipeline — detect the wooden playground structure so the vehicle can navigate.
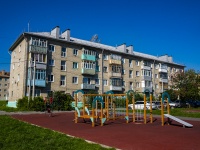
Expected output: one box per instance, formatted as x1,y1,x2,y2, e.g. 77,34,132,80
73,90,157,127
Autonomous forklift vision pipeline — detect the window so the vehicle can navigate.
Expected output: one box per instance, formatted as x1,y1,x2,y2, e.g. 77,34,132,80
83,49,96,56
103,66,108,72
130,82,133,89
17,74,20,82
122,81,126,86
61,61,66,71
61,47,66,57
110,78,122,86
96,65,100,72
83,77,91,84
72,77,78,84
141,70,151,77
122,69,126,75
126,49,129,53
35,89,41,97
111,65,121,73
95,79,100,85
35,70,46,80
73,62,78,69
155,74,158,78
34,53,45,63
129,70,133,78
82,61,95,69
73,49,78,55
48,74,54,82
122,58,125,64
136,82,140,88
103,80,108,86
129,60,133,68
60,75,66,86
145,81,151,87
155,84,158,89
49,45,55,52
49,59,55,66
135,60,139,66
103,54,108,60
136,71,140,76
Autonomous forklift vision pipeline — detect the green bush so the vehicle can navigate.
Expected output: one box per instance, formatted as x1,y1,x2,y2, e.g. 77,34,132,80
0,100,8,107
17,97,30,111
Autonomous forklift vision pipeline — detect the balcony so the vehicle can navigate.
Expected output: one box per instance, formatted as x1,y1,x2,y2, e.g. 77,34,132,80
141,76,152,81
110,72,121,77
29,62,47,69
159,66,168,73
142,87,153,93
81,68,95,75
141,65,151,70
81,54,96,61
159,78,168,83
109,59,121,65
27,79,46,87
81,83,95,90
29,45,47,54
110,85,122,91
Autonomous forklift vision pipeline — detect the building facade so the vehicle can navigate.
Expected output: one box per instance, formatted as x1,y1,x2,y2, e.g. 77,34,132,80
0,70,9,100
8,26,184,101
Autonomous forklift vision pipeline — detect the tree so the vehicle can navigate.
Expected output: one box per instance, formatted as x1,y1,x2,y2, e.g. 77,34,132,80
171,69,200,100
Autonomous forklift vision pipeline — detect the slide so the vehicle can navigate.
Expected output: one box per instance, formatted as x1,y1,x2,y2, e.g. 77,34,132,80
164,114,193,128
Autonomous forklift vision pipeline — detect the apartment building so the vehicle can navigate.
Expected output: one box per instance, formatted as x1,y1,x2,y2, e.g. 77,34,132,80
8,26,184,101
0,70,9,100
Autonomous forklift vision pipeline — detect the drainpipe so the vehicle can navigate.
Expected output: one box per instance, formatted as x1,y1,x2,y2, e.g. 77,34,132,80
101,49,104,94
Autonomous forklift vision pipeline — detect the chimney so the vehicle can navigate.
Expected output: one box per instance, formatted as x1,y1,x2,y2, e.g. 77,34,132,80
116,43,126,53
126,45,133,54
61,29,70,41
51,26,60,38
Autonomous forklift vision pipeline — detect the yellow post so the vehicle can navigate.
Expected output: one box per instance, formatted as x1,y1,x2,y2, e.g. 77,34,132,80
132,94,135,122
126,95,129,123
161,97,164,126
150,94,153,123
144,94,146,124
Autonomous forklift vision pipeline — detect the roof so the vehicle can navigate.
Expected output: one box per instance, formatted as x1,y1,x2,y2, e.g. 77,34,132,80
10,31,185,67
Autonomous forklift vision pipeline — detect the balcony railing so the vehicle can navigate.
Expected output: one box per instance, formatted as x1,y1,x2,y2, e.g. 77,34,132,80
109,59,121,65
110,85,122,91
81,83,95,90
27,79,46,87
141,65,151,70
81,68,95,75
29,62,47,69
110,72,121,77
29,45,47,54
159,78,168,83
159,66,168,73
81,54,96,61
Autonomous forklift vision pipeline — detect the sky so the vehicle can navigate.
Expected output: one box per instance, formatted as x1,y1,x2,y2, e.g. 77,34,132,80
0,0,199,72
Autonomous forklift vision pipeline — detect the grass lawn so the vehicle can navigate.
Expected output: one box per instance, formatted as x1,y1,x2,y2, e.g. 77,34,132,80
0,115,114,150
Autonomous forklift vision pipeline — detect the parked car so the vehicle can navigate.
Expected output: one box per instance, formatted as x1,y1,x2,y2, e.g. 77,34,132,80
186,100,200,108
169,100,188,108
128,101,157,110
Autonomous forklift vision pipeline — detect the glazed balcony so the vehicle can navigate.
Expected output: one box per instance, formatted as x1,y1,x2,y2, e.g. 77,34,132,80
81,68,95,75
81,83,95,90
27,79,46,87
81,54,96,61
109,59,121,65
110,72,121,77
110,85,122,91
29,45,47,54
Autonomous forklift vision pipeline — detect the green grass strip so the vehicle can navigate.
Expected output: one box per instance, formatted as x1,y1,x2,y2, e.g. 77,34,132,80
0,116,114,150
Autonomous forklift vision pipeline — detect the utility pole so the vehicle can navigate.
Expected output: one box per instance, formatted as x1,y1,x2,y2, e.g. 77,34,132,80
32,55,36,99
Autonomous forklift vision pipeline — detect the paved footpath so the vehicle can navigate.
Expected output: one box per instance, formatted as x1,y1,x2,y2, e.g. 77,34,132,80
3,111,200,150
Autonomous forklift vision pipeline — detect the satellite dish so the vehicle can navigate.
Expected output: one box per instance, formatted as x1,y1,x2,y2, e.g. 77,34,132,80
90,34,100,43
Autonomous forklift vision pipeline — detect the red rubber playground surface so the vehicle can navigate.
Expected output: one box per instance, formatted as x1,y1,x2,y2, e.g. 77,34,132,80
11,112,200,150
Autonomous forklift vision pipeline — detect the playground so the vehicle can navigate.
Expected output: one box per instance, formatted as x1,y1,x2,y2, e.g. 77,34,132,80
10,90,200,150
